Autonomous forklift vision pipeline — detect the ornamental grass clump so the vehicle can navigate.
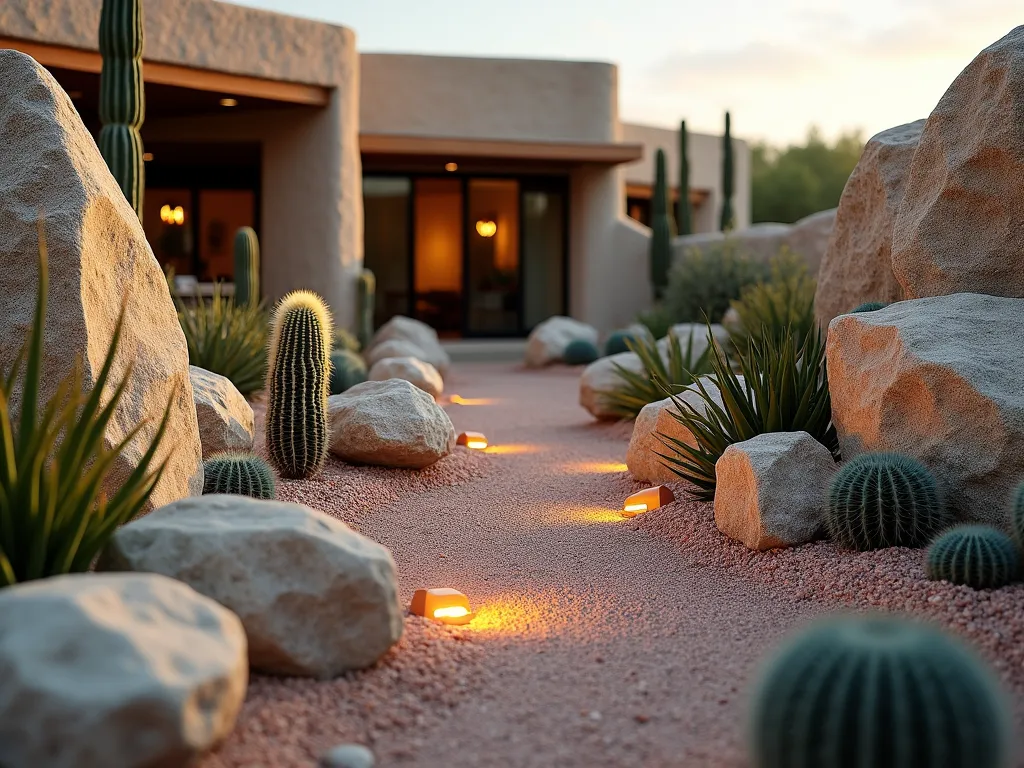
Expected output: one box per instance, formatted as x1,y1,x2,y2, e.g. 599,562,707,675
0,221,174,587
728,249,817,350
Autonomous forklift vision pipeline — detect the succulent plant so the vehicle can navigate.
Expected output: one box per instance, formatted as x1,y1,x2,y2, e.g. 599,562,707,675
233,227,260,308
563,339,599,366
650,148,674,300
827,453,948,550
265,291,332,479
927,525,1020,589
1009,480,1024,548
356,269,376,351
332,327,361,353
720,111,734,232
203,453,276,499
676,120,692,236
749,613,1011,768
329,348,367,395
851,301,888,313
604,330,641,357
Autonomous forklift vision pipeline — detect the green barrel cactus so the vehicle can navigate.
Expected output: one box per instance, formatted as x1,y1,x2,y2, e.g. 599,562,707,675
926,525,1020,589
604,329,641,357
749,614,1011,768
329,348,367,395
564,339,599,366
1009,480,1024,548
676,120,692,236
265,291,332,479
233,227,260,308
719,111,734,232
827,453,948,550
851,301,888,313
650,148,673,300
98,0,145,219
203,453,276,500
356,268,376,351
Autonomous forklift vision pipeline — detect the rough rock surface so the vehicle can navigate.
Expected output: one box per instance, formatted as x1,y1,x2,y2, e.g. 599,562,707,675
364,338,429,370
815,120,923,327
328,379,455,469
368,356,444,400
0,572,246,768
98,496,403,678
673,224,791,268
191,366,255,459
0,49,203,510
660,323,729,359
714,432,836,550
525,316,599,367
785,208,836,277
366,316,450,376
891,27,1024,300
826,294,1024,526
579,351,647,420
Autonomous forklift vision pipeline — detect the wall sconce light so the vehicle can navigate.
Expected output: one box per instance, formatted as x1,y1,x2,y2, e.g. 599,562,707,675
142,152,154,162
160,204,186,226
622,485,675,517
457,431,488,450
445,162,458,172
410,588,475,625
220,97,238,107
475,220,497,238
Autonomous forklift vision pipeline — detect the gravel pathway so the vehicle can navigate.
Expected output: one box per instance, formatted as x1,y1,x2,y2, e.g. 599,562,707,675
205,363,1024,767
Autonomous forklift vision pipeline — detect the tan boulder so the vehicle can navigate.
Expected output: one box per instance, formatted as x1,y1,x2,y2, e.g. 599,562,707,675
785,208,836,277
368,356,443,400
525,316,599,367
579,351,646,420
190,366,255,459
0,50,202,510
364,338,428,369
366,316,450,376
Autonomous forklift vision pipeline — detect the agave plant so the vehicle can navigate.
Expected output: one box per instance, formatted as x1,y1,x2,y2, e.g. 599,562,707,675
728,249,818,351
656,324,838,501
597,329,714,420
175,283,268,396
0,221,174,587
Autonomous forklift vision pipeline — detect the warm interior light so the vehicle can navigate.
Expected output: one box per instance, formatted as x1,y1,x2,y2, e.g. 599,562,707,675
68,90,83,99
411,588,475,625
220,97,238,107
142,152,154,162
475,220,497,238
160,204,185,226
445,162,458,172
622,486,675,518
457,431,488,450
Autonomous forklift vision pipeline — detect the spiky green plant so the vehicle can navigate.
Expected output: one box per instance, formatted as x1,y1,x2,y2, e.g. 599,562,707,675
1011,480,1024,548
598,330,714,420
329,348,367,395
604,329,641,357
827,453,947,550
202,453,276,500
676,120,692,236
564,339,599,366
850,301,888,313
175,284,268,397
720,111,735,232
650,148,674,300
332,327,361,353
233,226,260,308
926,525,1020,589
0,221,173,587
356,269,376,351
728,249,818,350
265,291,332,479
749,614,1011,768
658,324,838,500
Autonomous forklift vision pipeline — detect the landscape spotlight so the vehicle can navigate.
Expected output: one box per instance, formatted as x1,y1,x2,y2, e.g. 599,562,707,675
622,485,675,517
457,431,488,450
410,588,475,625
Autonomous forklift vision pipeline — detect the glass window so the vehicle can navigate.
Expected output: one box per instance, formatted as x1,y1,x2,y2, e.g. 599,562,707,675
363,176,412,328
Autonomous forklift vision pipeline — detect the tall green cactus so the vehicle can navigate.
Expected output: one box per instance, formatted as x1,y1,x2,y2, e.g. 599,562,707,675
356,268,376,350
233,226,260,308
719,111,735,232
265,291,332,479
98,0,145,219
676,120,692,236
650,148,673,300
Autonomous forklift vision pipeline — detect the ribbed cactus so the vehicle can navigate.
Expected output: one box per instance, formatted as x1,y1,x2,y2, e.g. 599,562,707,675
265,291,332,479
563,339,599,366
926,525,1020,589
851,301,888,313
329,348,367,395
749,614,1010,768
356,269,376,351
650,148,673,300
233,227,260,308
826,453,948,550
332,327,360,353
720,111,735,232
203,453,276,499
676,120,692,236
604,329,641,357
1011,480,1024,548
98,0,145,219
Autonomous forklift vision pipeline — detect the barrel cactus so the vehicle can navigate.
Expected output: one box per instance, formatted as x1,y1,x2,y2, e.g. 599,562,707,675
356,269,376,351
851,301,888,313
826,453,948,550
233,227,260,308
329,348,367,395
202,453,276,500
926,525,1020,589
604,330,641,357
749,614,1011,768
265,291,332,479
1010,480,1024,548
564,339,599,366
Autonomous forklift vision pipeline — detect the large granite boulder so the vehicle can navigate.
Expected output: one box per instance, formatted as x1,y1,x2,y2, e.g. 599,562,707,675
366,316,450,376
815,121,923,327
579,351,646,420
892,27,1024,300
785,208,836,277
714,432,836,550
368,356,443,400
364,338,429,370
525,316,599,367
826,294,1024,526
0,573,246,768
0,50,203,510
190,366,255,459
328,379,455,468
98,496,403,678
660,323,729,358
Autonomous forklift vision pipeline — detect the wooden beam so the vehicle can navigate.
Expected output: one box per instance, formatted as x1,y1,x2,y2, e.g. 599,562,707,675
626,182,709,205
360,133,644,165
0,37,330,106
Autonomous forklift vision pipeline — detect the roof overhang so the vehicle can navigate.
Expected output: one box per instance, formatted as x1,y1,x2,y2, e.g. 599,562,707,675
360,133,643,165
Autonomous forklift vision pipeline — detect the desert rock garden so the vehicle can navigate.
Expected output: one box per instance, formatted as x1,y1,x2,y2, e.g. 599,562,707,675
3,19,1024,768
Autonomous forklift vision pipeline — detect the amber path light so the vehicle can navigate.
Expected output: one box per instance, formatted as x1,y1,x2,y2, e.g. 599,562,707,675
410,588,475,625
457,431,488,450
622,485,675,517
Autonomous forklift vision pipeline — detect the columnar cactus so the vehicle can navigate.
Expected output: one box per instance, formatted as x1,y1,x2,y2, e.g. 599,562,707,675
265,291,333,479
676,120,692,236
203,453,276,499
749,614,1011,768
233,226,260,308
356,268,376,351
719,111,735,232
826,453,948,550
1009,480,1024,547
98,0,145,219
926,525,1020,589
650,148,673,300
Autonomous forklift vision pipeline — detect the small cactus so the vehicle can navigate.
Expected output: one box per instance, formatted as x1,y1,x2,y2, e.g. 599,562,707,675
827,453,948,550
233,227,260,308
332,327,360,352
265,290,332,479
926,525,1020,589
604,330,641,357
851,301,888,313
356,269,376,351
749,614,1011,768
720,111,735,232
1010,480,1024,548
203,453,276,499
564,339,599,366
650,148,673,300
329,348,367,395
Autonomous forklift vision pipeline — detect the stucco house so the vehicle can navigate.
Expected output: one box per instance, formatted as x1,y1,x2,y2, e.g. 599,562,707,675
0,0,749,338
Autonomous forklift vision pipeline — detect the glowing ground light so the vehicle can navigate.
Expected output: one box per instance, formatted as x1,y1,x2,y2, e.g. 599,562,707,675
457,431,488,450
410,588,475,625
621,485,675,518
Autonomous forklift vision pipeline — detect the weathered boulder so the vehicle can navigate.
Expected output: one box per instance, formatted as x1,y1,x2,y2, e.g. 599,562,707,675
366,316,450,376
785,208,836,277
826,294,1024,526
0,573,246,768
364,338,429,370
815,120,923,327
98,496,403,678
0,50,203,510
673,224,791,268
714,432,836,550
328,379,455,468
660,323,729,359
368,356,443,400
579,351,646,420
892,27,1024,300
190,366,255,459
525,316,599,367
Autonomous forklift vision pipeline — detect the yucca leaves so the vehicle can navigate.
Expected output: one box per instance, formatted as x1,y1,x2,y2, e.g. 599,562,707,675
0,220,173,587
728,249,817,351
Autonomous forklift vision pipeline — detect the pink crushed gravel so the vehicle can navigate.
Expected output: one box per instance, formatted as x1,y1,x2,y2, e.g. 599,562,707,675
204,364,1024,768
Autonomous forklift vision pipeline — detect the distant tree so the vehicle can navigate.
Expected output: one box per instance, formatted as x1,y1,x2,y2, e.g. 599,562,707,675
751,127,864,224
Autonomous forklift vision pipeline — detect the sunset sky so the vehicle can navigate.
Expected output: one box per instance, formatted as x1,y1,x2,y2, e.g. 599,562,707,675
230,0,1019,146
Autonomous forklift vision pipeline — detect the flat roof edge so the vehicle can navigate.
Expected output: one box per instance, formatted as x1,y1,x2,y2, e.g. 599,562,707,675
360,133,643,164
